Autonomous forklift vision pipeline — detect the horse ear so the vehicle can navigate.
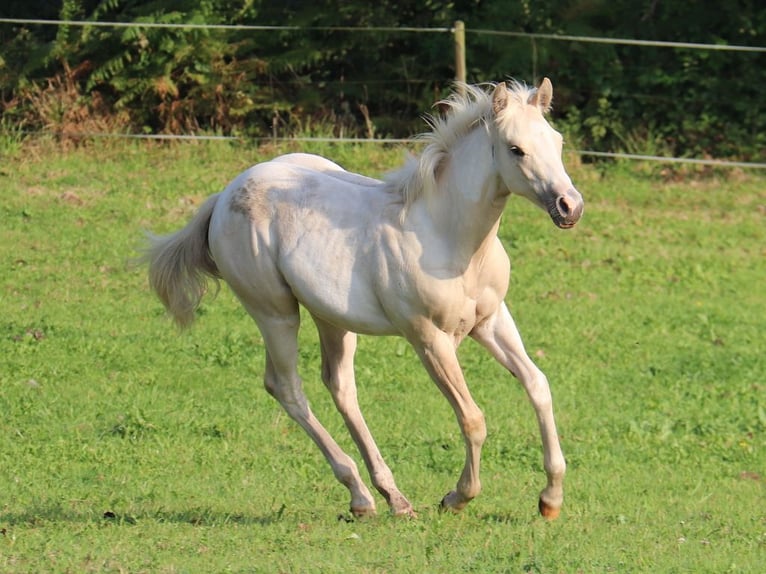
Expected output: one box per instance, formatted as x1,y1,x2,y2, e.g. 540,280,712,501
531,77,553,114
492,82,509,116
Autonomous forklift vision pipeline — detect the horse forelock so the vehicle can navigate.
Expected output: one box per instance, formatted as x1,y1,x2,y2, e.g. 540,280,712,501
502,79,538,108
384,81,536,216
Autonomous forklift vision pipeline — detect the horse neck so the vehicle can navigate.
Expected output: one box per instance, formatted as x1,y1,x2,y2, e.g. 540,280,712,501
421,126,507,259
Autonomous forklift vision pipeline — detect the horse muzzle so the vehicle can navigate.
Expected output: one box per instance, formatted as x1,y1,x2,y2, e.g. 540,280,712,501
548,187,584,229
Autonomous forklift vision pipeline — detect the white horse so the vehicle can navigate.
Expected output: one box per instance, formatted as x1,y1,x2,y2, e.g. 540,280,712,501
144,79,583,519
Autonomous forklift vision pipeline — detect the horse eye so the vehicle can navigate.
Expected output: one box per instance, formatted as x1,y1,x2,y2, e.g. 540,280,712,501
509,145,525,158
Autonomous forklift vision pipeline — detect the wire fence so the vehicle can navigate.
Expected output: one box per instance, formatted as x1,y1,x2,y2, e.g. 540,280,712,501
2,17,765,169
2,18,765,52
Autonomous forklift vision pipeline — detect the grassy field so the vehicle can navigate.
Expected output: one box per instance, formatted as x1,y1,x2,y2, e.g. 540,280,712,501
1,140,764,573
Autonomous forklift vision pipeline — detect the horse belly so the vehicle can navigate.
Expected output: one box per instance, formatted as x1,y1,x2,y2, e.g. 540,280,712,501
279,233,397,335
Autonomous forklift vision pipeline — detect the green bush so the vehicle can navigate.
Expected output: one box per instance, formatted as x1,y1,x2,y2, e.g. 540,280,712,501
1,0,764,159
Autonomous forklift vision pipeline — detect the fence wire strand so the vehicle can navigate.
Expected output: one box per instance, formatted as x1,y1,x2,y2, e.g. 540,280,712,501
2,18,764,51
26,131,766,169
0,18,452,34
2,17,765,168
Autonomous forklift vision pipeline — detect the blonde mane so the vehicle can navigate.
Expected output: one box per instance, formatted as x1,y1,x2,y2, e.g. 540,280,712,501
384,81,537,215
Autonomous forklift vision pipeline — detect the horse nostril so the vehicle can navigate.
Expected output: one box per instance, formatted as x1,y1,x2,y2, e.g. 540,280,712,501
556,195,572,217
553,190,583,227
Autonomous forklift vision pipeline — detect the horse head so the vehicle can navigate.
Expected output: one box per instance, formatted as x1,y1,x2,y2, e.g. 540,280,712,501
491,78,584,229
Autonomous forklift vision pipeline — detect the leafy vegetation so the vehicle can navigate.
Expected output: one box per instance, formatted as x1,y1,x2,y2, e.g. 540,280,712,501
1,140,764,572
1,1,765,159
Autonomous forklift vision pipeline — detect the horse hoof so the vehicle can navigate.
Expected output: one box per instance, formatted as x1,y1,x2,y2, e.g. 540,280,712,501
439,491,467,513
538,498,561,520
351,505,377,518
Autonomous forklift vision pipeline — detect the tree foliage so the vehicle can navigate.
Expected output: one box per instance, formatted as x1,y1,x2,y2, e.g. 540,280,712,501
1,0,764,159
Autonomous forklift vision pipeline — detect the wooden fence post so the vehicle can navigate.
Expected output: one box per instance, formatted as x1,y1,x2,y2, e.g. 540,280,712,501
454,20,466,94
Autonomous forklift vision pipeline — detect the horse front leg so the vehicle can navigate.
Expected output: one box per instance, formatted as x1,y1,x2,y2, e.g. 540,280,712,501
471,302,566,519
411,326,487,512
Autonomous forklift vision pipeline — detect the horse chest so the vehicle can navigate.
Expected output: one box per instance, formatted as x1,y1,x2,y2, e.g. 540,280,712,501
381,232,508,339
399,271,493,341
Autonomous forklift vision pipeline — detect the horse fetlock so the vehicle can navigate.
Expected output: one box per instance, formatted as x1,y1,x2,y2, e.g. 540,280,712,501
347,483,376,517
386,492,414,517
547,460,567,483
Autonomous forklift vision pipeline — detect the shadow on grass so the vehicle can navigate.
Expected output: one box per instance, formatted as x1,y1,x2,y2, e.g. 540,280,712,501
1,503,288,528
2,503,536,529
479,512,534,526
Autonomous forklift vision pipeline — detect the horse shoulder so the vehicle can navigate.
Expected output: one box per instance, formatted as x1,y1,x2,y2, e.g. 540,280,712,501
416,238,511,338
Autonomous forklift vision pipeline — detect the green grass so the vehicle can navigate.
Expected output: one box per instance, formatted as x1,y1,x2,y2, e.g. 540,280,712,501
1,141,764,573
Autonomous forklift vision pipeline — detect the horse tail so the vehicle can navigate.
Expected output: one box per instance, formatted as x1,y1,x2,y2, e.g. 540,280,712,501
143,193,221,329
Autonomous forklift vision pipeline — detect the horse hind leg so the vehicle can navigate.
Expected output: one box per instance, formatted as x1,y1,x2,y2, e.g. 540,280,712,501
254,310,377,517
314,317,415,517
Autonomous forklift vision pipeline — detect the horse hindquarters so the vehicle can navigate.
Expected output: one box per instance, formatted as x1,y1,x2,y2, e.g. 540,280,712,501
206,199,383,517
